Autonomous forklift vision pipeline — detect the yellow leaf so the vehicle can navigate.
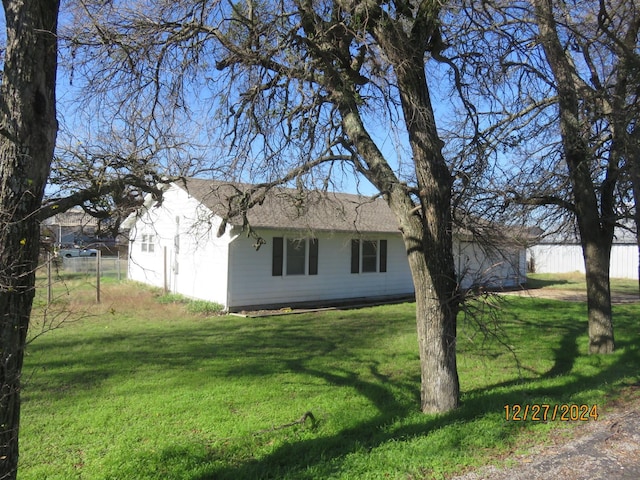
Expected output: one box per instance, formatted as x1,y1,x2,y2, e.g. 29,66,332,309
19,238,26,245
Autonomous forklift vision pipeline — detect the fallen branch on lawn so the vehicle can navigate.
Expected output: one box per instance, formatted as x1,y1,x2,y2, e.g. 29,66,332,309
254,411,318,435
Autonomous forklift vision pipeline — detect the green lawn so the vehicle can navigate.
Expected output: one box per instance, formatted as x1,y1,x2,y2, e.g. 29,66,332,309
527,272,640,295
20,278,640,479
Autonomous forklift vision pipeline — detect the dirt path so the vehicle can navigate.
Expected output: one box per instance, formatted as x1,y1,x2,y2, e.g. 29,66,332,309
501,288,640,305
451,386,640,480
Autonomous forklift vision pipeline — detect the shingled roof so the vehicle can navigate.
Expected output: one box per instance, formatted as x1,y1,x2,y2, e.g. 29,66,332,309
174,178,401,234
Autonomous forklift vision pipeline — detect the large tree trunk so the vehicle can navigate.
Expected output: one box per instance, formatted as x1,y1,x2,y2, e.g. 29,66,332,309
339,24,460,412
533,0,615,354
582,238,614,353
406,227,459,413
340,101,460,412
0,0,59,477
296,0,460,413
574,185,615,354
394,54,460,413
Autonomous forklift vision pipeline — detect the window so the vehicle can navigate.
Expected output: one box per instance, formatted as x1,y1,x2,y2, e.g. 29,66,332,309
141,234,155,253
272,237,319,276
362,240,377,272
286,239,306,275
351,239,387,273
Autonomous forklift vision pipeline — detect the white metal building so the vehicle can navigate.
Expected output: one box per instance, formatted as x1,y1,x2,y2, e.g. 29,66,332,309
527,227,638,279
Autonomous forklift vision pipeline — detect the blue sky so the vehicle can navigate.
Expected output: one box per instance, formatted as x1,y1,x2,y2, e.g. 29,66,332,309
1,5,465,200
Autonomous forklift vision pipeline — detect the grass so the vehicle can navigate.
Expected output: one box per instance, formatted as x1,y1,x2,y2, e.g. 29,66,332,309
19,275,640,479
156,292,225,316
527,272,639,295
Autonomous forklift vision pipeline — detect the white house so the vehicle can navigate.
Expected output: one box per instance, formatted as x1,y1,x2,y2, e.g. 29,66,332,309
127,178,527,311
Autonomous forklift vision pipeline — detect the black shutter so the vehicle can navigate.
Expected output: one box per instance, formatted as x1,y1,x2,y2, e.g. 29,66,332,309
309,239,319,275
351,239,360,273
272,237,283,276
379,240,387,273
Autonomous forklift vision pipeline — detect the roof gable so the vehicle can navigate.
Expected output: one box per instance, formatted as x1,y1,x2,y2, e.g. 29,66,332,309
41,207,100,227
174,178,400,234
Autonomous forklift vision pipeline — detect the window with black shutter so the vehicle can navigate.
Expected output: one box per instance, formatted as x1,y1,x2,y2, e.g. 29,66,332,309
272,237,283,276
379,240,387,273
273,237,318,276
351,239,360,273
350,239,388,273
309,239,318,275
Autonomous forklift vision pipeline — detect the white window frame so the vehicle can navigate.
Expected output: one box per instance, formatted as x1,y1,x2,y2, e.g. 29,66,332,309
351,239,387,274
285,238,307,276
361,240,378,273
141,234,155,253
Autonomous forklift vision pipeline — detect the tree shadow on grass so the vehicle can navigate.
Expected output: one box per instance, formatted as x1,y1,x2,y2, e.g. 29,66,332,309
23,307,406,403
26,300,640,479
129,342,640,480
543,324,582,378
198,303,638,478
525,277,571,289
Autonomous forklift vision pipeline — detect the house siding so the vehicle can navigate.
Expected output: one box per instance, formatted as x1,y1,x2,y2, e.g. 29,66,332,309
127,180,528,311
226,233,526,310
226,231,414,310
456,241,526,289
128,186,231,306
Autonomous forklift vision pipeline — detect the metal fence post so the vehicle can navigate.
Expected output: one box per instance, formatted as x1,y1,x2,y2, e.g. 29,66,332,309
117,251,121,281
47,251,53,305
96,250,101,303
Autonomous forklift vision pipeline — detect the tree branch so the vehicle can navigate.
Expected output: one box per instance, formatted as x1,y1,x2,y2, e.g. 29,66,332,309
37,175,167,222
509,190,576,213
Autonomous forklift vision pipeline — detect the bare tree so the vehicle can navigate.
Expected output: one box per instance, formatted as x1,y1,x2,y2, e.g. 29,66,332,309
66,0,470,413
444,0,639,354
40,114,195,233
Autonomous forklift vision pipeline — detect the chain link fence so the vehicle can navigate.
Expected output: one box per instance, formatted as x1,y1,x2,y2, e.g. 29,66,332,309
60,255,127,279
38,253,129,304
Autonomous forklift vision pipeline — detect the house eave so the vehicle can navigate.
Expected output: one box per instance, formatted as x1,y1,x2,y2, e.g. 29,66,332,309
229,224,402,238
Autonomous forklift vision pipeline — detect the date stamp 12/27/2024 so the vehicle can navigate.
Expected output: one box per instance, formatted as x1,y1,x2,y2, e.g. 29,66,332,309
504,404,599,421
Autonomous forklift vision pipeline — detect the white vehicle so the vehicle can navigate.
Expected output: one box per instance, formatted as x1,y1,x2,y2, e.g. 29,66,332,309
58,248,99,258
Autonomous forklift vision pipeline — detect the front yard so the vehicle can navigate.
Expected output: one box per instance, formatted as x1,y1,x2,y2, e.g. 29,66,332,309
20,277,640,479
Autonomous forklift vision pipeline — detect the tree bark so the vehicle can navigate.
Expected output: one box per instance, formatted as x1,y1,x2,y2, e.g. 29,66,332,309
0,0,59,477
582,239,614,353
340,101,459,412
408,233,459,413
394,56,459,413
